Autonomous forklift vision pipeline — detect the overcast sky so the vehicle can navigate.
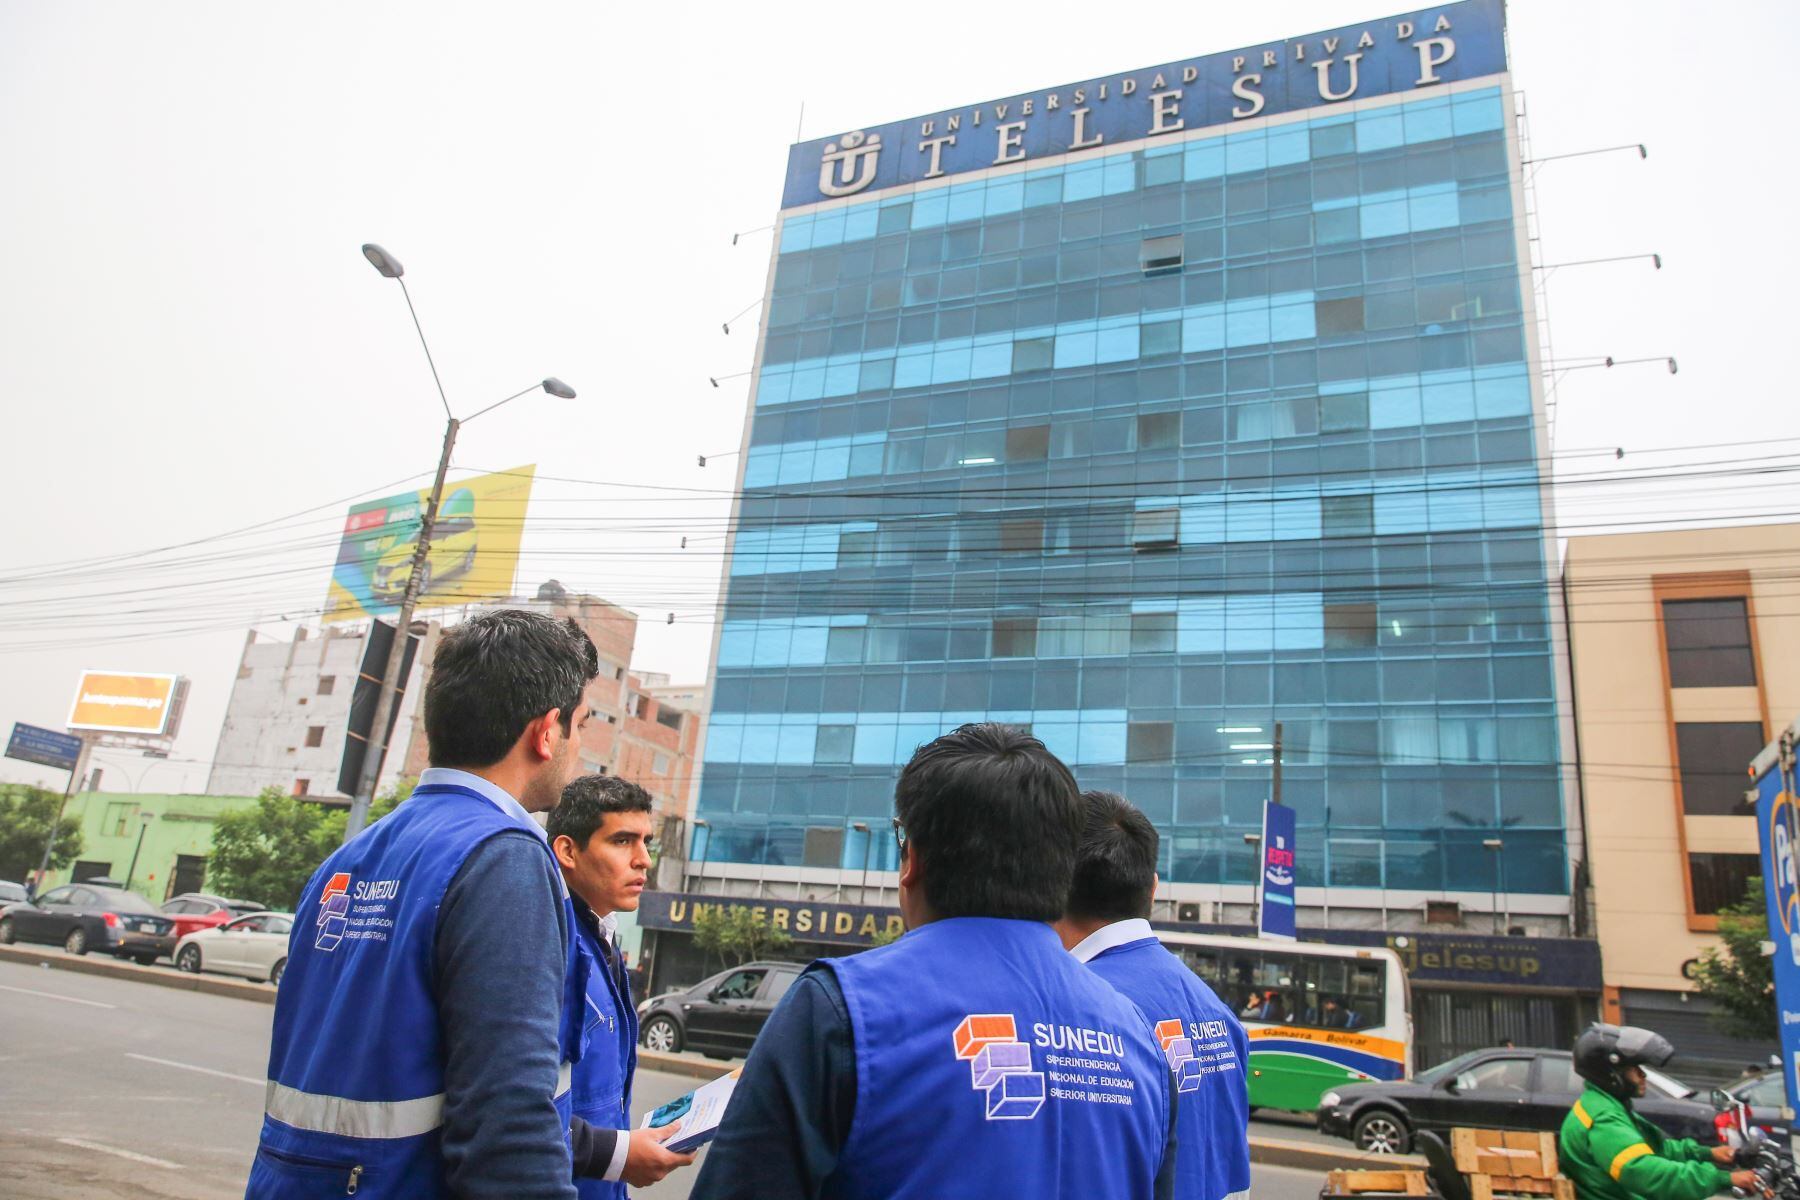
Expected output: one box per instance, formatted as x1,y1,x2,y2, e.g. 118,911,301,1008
2,0,1794,793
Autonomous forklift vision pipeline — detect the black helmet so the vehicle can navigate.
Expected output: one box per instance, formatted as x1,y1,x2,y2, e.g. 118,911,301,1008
1573,1023,1675,1100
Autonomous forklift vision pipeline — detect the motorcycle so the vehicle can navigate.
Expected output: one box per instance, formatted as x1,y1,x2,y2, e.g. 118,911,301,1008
1713,1086,1799,1199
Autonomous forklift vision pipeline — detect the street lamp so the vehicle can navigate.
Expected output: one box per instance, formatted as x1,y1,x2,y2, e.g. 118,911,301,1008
691,819,712,893
852,822,872,905
345,244,577,842
1483,838,1506,934
1244,832,1262,931
124,811,156,891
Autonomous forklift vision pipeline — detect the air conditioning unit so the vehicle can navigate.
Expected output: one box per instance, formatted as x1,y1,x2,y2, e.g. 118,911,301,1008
1177,902,1202,924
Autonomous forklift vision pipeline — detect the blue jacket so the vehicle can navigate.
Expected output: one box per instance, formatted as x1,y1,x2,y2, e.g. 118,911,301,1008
249,783,583,1199
570,898,637,1199
1079,922,1252,1200
823,917,1171,1200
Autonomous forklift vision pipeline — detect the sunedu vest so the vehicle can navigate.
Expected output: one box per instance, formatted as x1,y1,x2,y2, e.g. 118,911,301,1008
1086,936,1252,1200
825,917,1170,1200
570,901,637,1200
248,784,582,1198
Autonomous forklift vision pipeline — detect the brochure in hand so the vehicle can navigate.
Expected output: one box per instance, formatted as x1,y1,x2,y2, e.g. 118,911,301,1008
641,1067,741,1154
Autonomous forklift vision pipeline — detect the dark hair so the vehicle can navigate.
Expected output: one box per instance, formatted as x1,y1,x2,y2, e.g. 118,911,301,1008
893,722,1081,921
425,609,599,768
547,774,653,847
1066,790,1160,923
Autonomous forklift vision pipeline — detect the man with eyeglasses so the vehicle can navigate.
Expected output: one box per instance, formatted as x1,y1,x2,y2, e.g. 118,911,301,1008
690,723,1178,1200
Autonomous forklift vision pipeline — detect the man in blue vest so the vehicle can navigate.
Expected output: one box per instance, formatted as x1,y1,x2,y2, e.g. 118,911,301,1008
690,722,1178,1200
547,774,696,1195
249,609,599,1199
1056,790,1251,1200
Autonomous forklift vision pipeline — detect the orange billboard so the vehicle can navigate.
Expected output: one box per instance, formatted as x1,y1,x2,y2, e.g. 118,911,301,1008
67,671,180,735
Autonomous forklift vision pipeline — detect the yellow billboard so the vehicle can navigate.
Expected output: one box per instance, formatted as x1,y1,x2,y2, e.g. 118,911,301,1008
68,671,180,734
324,466,535,623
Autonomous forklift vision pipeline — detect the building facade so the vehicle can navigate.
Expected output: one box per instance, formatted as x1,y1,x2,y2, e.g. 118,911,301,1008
46,790,261,902
208,584,704,814
1566,522,1800,1079
691,0,1574,941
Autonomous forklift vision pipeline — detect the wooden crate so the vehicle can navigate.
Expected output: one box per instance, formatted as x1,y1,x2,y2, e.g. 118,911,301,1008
1467,1176,1574,1200
1320,1168,1434,1196
1450,1128,1559,1179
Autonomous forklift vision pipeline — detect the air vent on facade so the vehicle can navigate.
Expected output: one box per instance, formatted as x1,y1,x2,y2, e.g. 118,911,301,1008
1425,900,1462,925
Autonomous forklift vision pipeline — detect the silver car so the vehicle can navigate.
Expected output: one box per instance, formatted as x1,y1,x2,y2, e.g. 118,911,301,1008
174,911,295,985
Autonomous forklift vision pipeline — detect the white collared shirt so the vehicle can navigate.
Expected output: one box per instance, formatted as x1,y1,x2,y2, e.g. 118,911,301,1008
1068,917,1157,964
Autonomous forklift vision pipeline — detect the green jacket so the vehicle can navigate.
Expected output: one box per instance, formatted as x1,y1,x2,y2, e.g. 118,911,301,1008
1559,1084,1731,1200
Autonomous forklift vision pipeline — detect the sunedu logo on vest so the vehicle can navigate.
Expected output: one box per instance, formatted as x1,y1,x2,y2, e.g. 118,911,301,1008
316,873,352,951
314,871,402,952
1155,1019,1203,1094
953,1014,1046,1120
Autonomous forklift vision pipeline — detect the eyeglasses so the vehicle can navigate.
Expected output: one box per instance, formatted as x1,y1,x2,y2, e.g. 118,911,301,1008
891,816,908,856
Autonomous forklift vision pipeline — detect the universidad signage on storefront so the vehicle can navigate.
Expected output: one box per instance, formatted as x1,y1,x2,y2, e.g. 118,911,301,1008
781,0,1505,208
638,891,906,946
1751,714,1800,1116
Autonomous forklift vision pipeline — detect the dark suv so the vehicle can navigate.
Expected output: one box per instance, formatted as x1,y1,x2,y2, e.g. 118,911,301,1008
636,961,804,1059
0,882,176,964
1317,1047,1782,1154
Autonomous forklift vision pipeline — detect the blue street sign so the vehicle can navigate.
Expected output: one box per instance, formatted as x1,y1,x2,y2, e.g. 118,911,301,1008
5,722,84,773
1259,800,1298,941
1752,717,1800,1118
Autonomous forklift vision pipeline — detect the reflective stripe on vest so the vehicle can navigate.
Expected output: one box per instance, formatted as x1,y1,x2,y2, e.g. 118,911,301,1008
1610,1142,1653,1180
1572,1099,1593,1128
266,1061,574,1139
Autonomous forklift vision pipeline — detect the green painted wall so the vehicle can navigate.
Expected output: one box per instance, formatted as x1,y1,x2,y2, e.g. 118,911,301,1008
49,792,262,903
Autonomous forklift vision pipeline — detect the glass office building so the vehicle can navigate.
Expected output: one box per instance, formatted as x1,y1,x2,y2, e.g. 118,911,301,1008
695,0,1573,921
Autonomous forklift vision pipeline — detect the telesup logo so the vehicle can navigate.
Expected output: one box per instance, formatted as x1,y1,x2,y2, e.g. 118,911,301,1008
818,131,881,198
316,873,351,952
953,1014,1046,1120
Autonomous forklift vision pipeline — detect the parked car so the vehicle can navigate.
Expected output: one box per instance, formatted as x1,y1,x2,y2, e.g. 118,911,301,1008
0,883,175,964
1317,1046,1787,1154
174,911,295,985
0,880,28,906
636,961,803,1059
1729,1065,1788,1111
160,892,263,943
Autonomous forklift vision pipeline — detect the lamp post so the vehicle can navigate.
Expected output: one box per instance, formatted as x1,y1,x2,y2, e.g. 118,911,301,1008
1244,832,1263,932
345,244,577,842
852,822,872,905
1483,838,1505,934
690,818,712,893
124,811,156,891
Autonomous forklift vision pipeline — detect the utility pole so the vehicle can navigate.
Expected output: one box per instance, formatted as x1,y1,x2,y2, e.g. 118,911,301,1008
344,243,576,843
34,739,92,891
345,416,456,842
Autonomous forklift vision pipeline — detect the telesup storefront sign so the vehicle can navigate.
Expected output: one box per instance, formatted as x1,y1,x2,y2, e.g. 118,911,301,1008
639,891,905,946
781,0,1504,209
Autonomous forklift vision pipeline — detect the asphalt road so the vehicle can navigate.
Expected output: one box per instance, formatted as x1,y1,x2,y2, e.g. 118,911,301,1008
0,959,1337,1198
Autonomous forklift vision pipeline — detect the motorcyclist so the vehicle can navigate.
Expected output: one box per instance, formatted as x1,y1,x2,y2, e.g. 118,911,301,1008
1559,1023,1760,1200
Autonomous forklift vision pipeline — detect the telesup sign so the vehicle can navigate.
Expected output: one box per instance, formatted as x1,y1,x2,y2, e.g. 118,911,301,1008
782,0,1504,209
67,670,180,735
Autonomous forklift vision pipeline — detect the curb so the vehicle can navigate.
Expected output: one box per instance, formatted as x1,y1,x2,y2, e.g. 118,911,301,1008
1249,1133,1424,1171
638,1048,736,1081
0,943,277,1005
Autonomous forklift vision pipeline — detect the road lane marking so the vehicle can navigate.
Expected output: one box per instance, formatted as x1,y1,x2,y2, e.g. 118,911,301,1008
125,1052,263,1086
55,1137,180,1169
0,983,115,1009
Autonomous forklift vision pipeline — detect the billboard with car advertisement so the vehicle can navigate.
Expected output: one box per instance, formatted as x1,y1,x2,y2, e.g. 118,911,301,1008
67,670,181,734
323,465,535,623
